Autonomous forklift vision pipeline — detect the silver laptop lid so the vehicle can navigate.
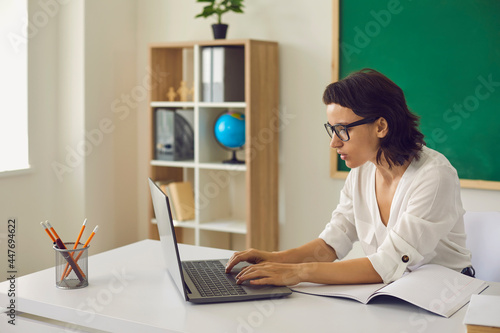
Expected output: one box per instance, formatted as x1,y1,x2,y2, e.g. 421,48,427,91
148,178,188,300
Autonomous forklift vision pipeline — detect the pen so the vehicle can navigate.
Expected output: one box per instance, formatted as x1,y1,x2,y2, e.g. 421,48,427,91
40,221,56,243
55,238,86,283
61,219,87,280
64,225,98,278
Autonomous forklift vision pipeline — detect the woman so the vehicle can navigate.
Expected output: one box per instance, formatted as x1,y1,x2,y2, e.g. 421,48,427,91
225,68,472,286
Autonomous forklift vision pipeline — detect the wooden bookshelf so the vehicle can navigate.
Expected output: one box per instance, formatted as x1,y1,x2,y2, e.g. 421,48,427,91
147,39,279,251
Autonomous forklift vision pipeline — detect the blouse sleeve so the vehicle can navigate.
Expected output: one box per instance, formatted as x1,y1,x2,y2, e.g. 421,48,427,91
319,169,359,259
367,164,465,283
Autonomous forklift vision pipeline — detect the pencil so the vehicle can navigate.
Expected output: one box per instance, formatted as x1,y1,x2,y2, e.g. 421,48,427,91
74,218,87,247
46,221,61,240
65,225,98,278
83,225,98,248
40,221,56,243
61,219,87,280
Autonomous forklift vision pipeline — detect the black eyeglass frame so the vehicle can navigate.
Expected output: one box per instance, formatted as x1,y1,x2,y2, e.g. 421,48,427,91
324,117,379,142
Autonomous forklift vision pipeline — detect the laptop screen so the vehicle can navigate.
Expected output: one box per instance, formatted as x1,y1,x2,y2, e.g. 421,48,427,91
148,178,187,300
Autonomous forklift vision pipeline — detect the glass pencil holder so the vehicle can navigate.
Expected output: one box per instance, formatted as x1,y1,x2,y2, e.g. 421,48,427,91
54,242,89,289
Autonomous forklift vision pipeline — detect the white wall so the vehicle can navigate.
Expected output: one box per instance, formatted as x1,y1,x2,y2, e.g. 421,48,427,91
0,0,138,282
1,0,499,282
83,0,138,251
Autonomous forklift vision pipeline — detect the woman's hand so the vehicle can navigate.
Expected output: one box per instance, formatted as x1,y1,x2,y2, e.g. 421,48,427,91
225,248,279,274
224,239,340,286
235,262,305,286
225,249,303,286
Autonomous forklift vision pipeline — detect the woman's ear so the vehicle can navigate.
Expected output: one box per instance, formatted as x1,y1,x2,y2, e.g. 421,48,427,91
376,117,389,138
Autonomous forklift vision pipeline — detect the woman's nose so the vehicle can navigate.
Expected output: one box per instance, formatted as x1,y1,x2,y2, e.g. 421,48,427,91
330,133,343,149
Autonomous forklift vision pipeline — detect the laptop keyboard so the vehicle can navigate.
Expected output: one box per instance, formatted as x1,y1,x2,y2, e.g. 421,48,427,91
183,260,247,297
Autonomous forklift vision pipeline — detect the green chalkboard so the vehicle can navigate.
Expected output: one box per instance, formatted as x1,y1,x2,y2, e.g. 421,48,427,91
336,0,500,185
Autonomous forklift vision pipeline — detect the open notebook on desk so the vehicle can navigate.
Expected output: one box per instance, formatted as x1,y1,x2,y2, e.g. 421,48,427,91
291,264,488,318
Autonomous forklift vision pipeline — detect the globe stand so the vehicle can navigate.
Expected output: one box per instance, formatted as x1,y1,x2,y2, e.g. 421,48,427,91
214,111,246,164
223,150,245,164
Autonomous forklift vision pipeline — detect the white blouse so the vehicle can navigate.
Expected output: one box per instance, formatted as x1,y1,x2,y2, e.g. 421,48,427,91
319,146,472,283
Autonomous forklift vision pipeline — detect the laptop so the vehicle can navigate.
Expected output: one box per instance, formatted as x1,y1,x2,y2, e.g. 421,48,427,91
148,178,292,304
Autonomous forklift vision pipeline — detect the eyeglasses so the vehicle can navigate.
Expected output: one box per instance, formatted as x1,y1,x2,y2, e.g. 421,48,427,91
324,117,378,142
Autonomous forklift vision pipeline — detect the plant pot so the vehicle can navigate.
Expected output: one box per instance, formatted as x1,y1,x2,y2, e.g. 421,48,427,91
212,24,228,39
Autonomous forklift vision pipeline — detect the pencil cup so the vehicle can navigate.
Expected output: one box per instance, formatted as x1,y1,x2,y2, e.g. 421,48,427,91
54,242,89,289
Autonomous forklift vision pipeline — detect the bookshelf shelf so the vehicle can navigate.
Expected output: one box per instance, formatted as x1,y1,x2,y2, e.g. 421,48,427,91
150,160,196,168
172,220,197,229
150,160,246,171
199,219,246,234
198,102,246,108
147,39,279,251
150,101,195,108
197,162,246,171
152,219,197,229
150,102,246,109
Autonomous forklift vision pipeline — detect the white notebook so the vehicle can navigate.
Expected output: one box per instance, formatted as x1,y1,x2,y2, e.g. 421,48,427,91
464,294,500,327
292,264,488,317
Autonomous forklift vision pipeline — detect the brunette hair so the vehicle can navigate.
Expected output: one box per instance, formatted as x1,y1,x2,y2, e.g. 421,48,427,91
322,68,425,168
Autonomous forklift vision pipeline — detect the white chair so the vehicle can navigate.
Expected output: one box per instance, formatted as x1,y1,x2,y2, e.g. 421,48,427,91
464,211,500,282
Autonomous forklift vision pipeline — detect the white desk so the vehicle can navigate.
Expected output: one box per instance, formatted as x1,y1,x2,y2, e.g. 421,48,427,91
1,239,499,333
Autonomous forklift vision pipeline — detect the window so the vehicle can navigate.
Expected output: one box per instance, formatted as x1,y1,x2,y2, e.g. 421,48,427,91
0,0,29,173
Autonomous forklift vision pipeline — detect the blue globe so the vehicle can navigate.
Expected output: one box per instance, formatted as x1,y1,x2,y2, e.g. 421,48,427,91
214,112,245,149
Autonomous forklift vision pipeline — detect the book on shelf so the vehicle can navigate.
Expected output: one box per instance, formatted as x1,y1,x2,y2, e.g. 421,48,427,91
167,181,195,222
464,294,500,333
155,180,177,221
201,46,245,102
291,264,488,318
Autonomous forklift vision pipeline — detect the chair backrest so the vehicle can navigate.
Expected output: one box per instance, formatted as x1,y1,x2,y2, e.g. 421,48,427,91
464,211,500,282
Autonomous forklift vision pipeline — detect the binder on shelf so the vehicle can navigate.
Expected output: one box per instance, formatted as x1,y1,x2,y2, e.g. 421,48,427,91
154,108,194,161
201,47,212,102
200,46,245,102
167,181,195,221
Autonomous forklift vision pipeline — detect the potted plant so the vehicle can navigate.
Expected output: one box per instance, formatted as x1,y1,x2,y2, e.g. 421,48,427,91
195,0,245,39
